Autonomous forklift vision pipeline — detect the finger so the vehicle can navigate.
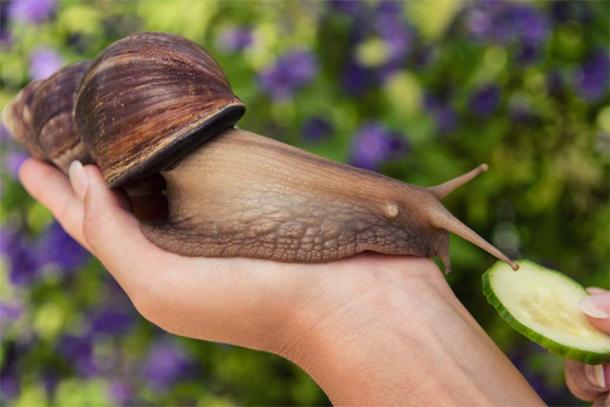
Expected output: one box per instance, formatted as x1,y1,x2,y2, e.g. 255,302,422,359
565,360,609,401
587,287,609,295
579,291,610,334
77,164,169,291
18,158,89,249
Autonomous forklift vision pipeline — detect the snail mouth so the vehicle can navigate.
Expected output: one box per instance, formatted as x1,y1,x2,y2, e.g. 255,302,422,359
124,173,169,223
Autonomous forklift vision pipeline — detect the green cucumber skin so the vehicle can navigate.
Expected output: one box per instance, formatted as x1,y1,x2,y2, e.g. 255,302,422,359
482,270,610,365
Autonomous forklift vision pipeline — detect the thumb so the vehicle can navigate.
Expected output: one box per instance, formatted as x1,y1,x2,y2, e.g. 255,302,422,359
579,289,610,334
70,162,168,288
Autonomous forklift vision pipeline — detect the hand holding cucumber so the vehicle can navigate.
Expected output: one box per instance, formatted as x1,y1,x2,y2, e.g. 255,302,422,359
483,261,610,363
566,289,609,406
483,261,609,404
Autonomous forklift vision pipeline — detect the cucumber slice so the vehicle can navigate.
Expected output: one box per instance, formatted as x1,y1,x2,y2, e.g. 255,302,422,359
483,260,610,364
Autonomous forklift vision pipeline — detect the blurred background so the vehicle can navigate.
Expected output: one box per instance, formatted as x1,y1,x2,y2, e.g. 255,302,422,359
0,0,608,405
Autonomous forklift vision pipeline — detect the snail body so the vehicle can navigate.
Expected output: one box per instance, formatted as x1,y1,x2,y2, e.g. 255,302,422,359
2,32,518,272
143,128,511,272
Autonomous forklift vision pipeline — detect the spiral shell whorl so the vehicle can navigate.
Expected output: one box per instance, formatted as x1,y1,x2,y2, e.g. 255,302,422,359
2,61,92,172
74,32,246,187
2,80,46,159
32,61,92,171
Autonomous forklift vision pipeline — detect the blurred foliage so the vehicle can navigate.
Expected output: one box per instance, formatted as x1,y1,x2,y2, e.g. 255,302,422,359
0,0,608,405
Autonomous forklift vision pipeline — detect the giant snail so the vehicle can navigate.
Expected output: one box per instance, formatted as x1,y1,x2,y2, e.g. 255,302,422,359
2,32,519,273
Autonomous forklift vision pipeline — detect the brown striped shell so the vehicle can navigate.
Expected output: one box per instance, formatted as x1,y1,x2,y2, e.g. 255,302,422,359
31,62,93,171
2,80,46,159
2,61,92,172
74,32,246,187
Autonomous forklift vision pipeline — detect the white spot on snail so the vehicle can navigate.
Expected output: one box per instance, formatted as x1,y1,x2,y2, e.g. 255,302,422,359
383,202,399,219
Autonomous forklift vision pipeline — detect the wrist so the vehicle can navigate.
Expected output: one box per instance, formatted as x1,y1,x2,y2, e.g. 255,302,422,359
278,256,541,405
284,258,456,404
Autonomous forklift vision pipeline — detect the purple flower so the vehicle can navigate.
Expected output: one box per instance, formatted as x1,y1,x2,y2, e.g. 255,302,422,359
0,228,10,254
341,61,375,95
90,307,134,336
499,6,549,45
29,47,63,80
574,50,610,102
433,107,457,133
465,7,493,37
550,1,592,25
38,222,87,272
425,95,457,134
8,0,56,24
349,122,408,171
374,1,412,66
0,302,22,324
301,117,334,143
216,27,253,53
517,42,542,65
108,380,132,405
58,334,97,377
1,228,40,286
339,1,413,93
143,340,192,391
329,0,363,15
469,85,500,117
467,3,548,44
0,366,19,401
259,50,317,100
0,29,12,48
3,151,28,178
465,2,548,64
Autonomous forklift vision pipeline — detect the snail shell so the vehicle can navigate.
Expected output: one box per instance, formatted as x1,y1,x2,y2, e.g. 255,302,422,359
74,32,245,186
3,80,46,159
2,61,92,172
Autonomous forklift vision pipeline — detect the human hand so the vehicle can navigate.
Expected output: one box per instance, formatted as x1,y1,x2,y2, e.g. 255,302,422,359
565,289,610,406
19,157,541,405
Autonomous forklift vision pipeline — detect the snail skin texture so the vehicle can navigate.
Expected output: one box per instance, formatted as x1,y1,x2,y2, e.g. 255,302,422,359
2,32,519,272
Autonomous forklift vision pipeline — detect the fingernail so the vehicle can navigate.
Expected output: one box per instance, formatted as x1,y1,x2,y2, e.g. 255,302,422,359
68,161,89,200
585,364,607,390
579,294,610,319
586,287,609,295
